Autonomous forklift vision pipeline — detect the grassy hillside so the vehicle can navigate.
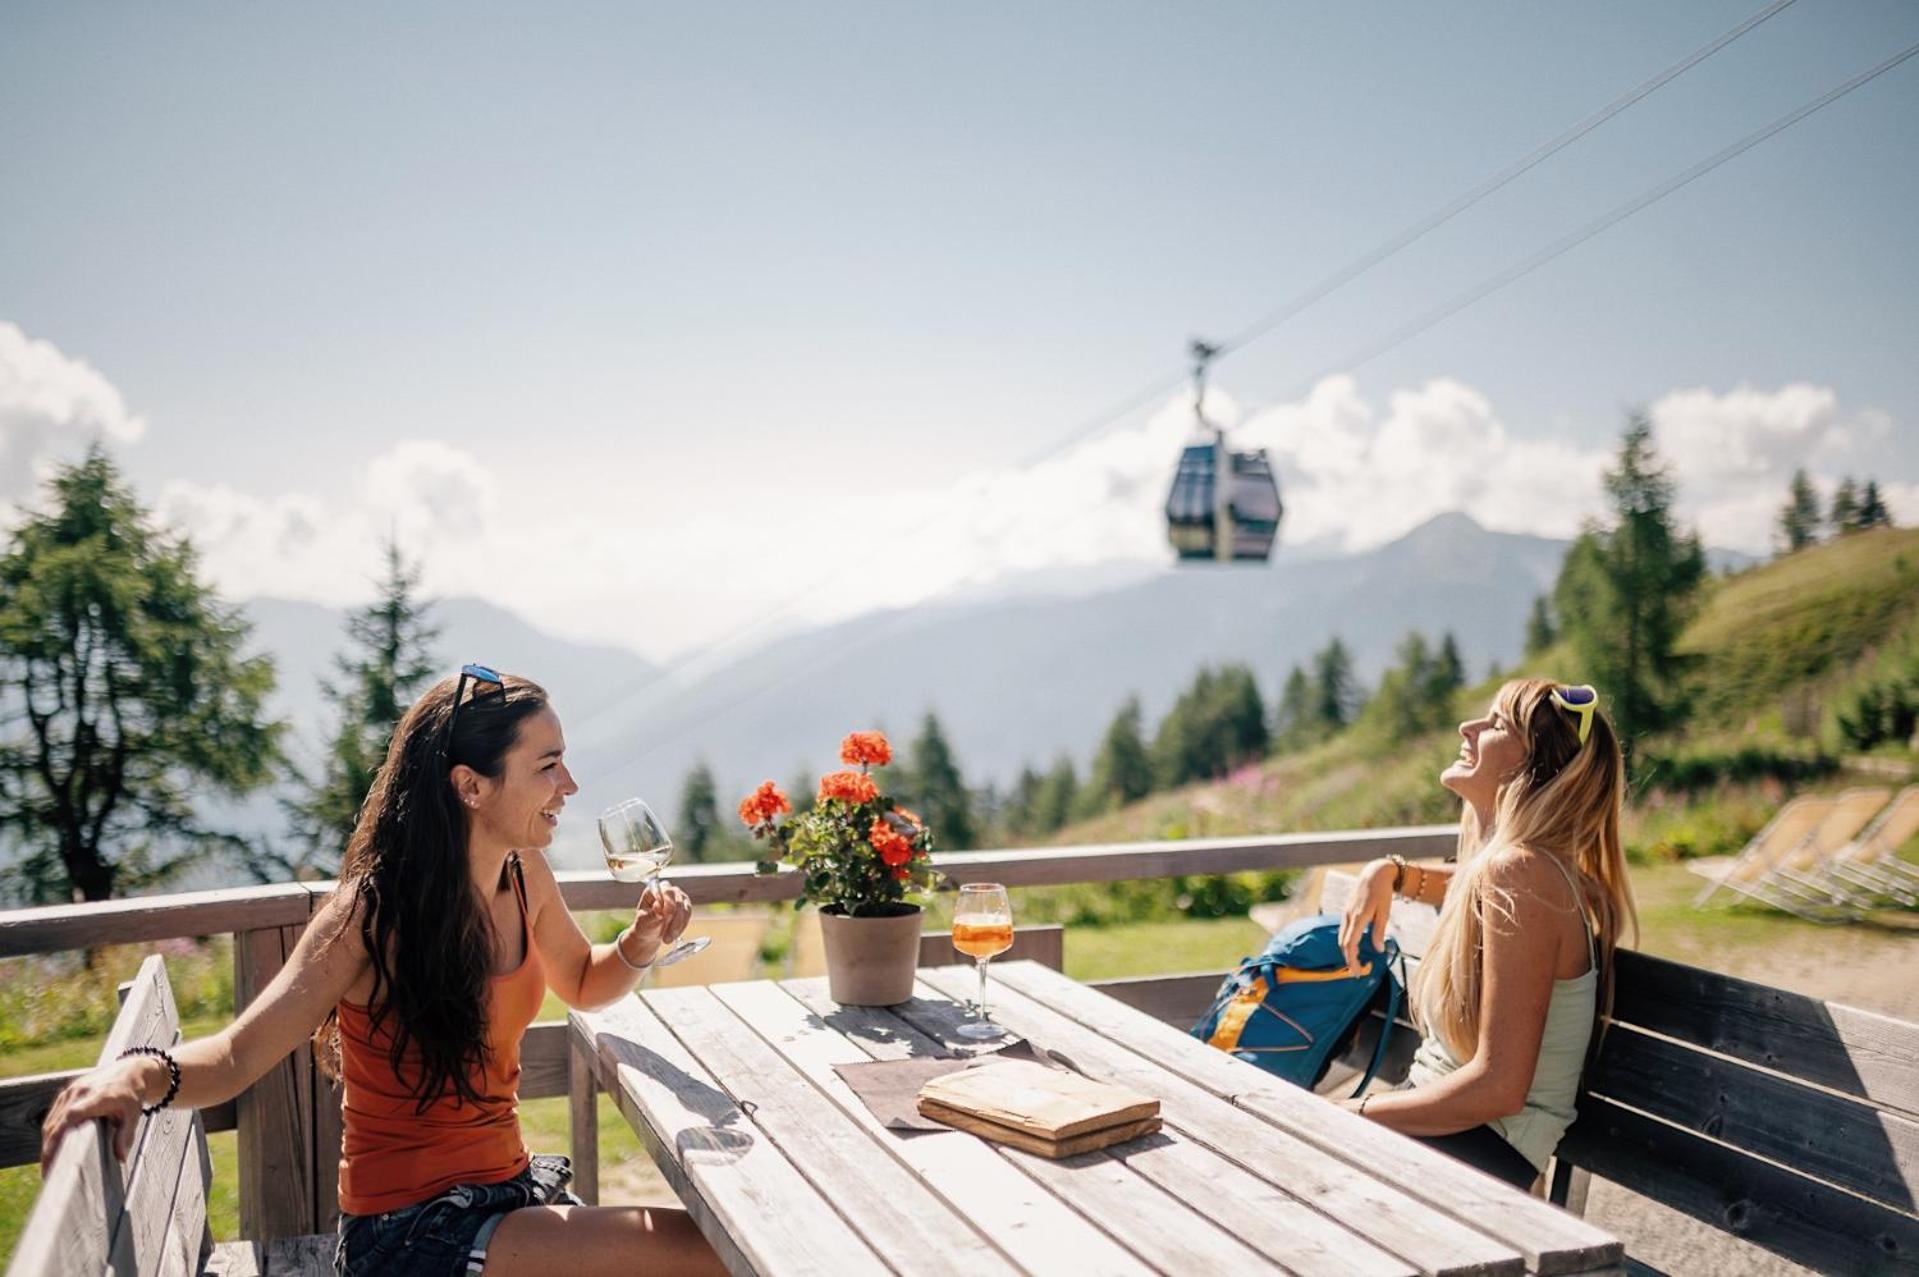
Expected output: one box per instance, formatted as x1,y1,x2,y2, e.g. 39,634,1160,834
1046,528,1919,863
1680,525,1919,735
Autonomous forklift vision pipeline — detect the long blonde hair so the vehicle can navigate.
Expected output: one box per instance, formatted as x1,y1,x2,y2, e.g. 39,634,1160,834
1411,678,1638,1062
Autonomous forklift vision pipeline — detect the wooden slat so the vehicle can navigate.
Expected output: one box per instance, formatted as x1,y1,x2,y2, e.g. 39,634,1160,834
519,1019,572,1098
234,924,318,1243
818,978,1417,1277
1584,1024,1919,1209
7,956,172,1277
150,1110,211,1277
724,979,1157,1277
777,978,1297,1277
0,884,314,957
1089,972,1226,1027
104,967,196,1276
0,1071,240,1171
570,998,890,1277
0,830,1459,960
646,985,1016,1276
202,1240,263,1275
1608,949,1919,1116
916,965,1523,1277
1559,1096,1918,1276
990,961,1622,1277
543,827,1461,912
921,924,1065,972
567,1031,599,1206
259,1233,337,1274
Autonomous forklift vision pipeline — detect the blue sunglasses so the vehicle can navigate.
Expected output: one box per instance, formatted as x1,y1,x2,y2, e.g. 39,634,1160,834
443,663,505,760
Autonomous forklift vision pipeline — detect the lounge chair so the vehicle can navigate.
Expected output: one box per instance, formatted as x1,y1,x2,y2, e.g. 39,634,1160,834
1816,784,1919,908
1691,794,1835,907
1734,787,1891,921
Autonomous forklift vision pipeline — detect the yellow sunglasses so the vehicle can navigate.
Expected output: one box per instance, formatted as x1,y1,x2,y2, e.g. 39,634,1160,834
1548,684,1599,745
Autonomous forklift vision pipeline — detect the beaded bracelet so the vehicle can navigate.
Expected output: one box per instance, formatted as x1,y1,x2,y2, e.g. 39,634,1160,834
118,1046,181,1115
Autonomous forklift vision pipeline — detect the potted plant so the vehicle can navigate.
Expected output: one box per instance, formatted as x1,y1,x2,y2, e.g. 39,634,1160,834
742,731,939,1005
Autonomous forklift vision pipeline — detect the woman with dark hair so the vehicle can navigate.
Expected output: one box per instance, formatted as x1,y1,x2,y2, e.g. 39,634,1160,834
1335,679,1637,1190
40,669,725,1275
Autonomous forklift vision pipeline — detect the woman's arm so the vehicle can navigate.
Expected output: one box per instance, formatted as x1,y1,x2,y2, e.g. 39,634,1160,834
1344,849,1560,1134
518,851,691,1011
41,888,369,1171
1336,856,1456,970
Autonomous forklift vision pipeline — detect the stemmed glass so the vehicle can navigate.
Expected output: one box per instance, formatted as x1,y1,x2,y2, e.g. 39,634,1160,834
951,883,1013,1040
598,798,710,968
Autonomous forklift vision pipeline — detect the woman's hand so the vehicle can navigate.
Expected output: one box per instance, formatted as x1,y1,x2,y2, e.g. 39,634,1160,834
623,881,692,962
39,1055,162,1174
1336,858,1397,971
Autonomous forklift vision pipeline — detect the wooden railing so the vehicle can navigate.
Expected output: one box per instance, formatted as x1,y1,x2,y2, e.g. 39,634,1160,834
0,825,1455,1243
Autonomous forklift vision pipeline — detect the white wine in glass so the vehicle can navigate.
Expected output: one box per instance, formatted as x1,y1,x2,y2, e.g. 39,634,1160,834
598,798,710,968
952,883,1013,1040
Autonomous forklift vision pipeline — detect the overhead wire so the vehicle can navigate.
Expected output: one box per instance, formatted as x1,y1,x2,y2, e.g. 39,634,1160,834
564,0,1801,749
576,33,1919,793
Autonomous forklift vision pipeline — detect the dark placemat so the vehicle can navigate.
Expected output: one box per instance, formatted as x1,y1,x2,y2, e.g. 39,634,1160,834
833,1038,1070,1132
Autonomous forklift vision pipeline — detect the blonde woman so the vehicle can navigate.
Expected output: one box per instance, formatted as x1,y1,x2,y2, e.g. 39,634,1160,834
1335,679,1636,1189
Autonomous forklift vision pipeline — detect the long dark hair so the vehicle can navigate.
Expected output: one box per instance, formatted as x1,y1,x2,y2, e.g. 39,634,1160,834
314,671,549,1108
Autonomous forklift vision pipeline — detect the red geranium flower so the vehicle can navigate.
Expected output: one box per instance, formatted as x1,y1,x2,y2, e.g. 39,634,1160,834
818,770,880,805
839,731,892,767
737,780,791,828
870,818,914,866
892,866,912,882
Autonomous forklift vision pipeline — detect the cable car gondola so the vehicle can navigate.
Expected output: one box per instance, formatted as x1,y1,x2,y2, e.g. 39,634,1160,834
1163,340,1282,563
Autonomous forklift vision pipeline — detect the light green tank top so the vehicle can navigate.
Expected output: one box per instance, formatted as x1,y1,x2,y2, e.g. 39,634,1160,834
1406,852,1597,1175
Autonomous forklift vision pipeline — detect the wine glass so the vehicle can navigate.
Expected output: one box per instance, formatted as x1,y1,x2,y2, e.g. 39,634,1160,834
598,798,710,968
951,883,1013,1040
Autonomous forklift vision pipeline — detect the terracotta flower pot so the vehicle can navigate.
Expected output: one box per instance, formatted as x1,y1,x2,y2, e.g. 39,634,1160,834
819,906,923,1006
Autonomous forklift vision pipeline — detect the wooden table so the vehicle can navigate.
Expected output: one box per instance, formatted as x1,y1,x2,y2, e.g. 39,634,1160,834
567,961,1625,1277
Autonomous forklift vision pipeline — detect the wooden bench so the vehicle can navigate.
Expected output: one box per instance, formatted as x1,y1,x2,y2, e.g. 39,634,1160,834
10,955,331,1277
1114,867,1919,1276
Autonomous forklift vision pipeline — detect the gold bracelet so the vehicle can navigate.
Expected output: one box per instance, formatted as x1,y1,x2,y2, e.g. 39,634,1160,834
1358,1092,1374,1116
1387,854,1408,893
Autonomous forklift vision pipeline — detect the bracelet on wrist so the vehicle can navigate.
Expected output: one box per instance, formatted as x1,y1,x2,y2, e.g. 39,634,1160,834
614,927,656,973
1357,1092,1374,1116
118,1046,181,1115
1386,854,1408,893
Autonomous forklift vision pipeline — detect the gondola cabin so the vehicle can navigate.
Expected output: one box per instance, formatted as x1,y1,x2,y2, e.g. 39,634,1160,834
1164,437,1283,562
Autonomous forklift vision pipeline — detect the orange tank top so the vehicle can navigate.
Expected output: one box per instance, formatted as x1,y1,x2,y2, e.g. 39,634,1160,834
336,854,546,1216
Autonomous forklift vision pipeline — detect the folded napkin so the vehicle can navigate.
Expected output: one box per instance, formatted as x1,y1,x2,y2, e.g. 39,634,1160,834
834,1039,1069,1132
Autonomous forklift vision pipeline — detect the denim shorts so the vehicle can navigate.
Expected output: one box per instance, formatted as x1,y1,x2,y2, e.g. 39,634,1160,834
334,1153,582,1276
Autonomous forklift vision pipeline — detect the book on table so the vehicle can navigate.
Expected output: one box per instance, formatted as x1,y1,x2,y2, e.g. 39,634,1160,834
917,1060,1161,1157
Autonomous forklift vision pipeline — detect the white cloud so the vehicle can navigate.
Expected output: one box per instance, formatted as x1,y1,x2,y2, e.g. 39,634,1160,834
1648,383,1896,551
0,322,147,503
8,316,1911,658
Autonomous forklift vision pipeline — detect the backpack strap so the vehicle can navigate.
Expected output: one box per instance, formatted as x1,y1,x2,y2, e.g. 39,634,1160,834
1350,938,1406,1098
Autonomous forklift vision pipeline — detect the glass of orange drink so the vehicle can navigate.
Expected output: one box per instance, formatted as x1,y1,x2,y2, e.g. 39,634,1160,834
952,882,1013,1040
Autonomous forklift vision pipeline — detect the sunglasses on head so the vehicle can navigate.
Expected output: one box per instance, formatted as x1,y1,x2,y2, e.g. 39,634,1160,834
1547,684,1598,745
443,663,505,761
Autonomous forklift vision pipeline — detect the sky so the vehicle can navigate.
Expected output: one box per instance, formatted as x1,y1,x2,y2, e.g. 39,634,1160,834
3,1,1917,662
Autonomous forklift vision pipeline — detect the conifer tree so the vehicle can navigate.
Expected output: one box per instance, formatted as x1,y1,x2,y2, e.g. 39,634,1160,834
1554,414,1706,744
1272,665,1315,752
1523,596,1556,656
1778,469,1821,553
908,711,976,850
279,538,438,879
1858,480,1893,530
1830,476,1862,535
1311,637,1359,735
1084,696,1154,815
676,762,726,863
0,450,282,902
1432,632,1466,700
1032,755,1079,834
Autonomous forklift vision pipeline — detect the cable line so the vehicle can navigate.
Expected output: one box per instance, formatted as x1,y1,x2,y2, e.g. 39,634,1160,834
576,35,1919,790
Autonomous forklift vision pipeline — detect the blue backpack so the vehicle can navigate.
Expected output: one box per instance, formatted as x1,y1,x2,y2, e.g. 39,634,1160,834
1191,913,1406,1096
